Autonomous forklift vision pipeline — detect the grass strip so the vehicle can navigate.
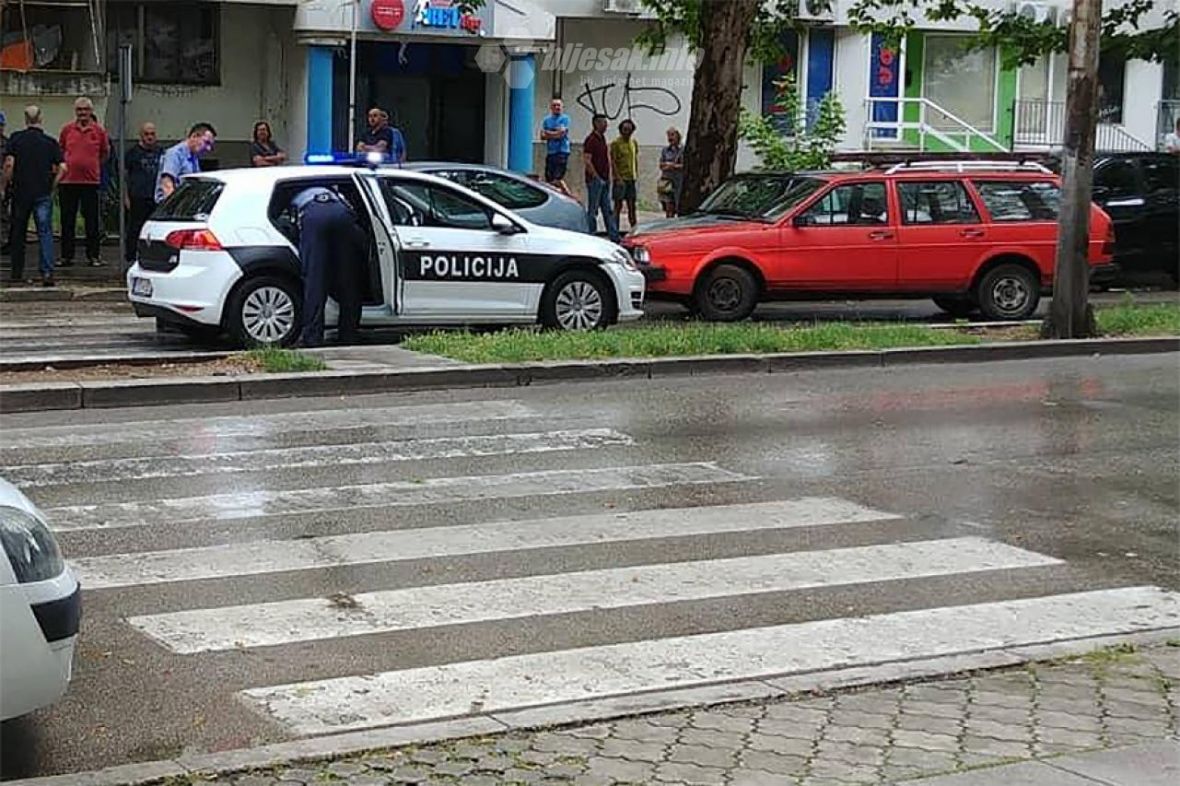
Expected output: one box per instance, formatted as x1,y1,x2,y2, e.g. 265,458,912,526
404,302,1179,364
243,347,328,373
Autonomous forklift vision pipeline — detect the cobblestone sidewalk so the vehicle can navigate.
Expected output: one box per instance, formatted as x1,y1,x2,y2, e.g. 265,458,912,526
188,644,1180,786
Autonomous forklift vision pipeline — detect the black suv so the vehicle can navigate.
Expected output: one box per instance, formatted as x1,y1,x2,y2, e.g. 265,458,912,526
1091,152,1179,285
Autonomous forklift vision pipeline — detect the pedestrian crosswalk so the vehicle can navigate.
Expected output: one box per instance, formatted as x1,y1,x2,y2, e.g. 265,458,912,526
7,395,1180,754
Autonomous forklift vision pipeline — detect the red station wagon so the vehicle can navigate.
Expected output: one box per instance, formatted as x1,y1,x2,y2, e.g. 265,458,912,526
625,162,1117,322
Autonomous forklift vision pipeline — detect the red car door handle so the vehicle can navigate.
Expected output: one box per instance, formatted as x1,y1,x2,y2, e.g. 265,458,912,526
960,229,985,238
868,230,893,240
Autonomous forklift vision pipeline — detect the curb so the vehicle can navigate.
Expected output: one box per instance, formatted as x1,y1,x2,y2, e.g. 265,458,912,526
1,336,1176,415
0,287,126,303
10,627,1179,786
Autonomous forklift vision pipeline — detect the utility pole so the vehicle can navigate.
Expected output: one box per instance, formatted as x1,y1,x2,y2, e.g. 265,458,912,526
1043,0,1101,339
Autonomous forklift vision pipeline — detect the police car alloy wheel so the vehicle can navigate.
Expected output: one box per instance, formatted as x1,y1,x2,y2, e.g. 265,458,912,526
227,275,301,347
542,270,613,331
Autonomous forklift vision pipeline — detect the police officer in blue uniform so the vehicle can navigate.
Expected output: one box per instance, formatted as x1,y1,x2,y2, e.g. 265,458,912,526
290,185,366,347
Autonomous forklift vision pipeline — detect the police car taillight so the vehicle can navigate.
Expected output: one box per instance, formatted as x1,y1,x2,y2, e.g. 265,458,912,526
165,229,223,251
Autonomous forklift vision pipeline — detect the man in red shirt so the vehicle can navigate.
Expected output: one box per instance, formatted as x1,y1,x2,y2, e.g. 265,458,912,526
58,96,110,267
583,113,620,243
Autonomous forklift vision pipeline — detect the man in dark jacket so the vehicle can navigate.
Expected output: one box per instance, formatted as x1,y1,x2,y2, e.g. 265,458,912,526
289,186,367,347
123,122,162,265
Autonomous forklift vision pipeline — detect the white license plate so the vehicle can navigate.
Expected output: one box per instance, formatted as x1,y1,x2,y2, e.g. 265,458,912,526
132,277,153,297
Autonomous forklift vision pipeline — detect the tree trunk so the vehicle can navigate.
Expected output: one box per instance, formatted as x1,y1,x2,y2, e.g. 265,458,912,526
1043,0,1101,339
678,0,760,215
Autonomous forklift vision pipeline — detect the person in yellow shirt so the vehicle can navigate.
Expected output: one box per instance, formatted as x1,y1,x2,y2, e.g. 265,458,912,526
609,119,639,233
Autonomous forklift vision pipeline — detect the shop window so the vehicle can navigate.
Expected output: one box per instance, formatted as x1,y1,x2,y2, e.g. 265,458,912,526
106,2,219,85
1097,54,1125,125
761,30,800,135
1,1,102,72
923,35,997,134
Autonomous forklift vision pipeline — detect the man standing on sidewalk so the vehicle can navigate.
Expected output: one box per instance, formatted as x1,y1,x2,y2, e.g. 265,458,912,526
583,114,620,243
155,122,217,204
541,98,571,196
0,110,10,255
58,96,110,268
123,122,161,265
2,106,65,286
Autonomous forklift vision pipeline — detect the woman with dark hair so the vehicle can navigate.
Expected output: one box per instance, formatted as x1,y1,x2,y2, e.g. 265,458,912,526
250,121,286,167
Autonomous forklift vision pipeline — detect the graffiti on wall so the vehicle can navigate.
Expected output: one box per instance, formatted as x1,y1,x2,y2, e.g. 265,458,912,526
575,73,682,122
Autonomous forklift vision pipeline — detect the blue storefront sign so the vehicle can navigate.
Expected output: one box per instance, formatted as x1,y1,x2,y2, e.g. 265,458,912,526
411,0,484,35
869,32,901,139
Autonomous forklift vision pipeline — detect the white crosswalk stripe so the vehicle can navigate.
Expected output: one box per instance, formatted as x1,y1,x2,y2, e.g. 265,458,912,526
44,462,750,531
128,538,1061,653
4,429,635,487
241,586,1180,736
7,393,1180,752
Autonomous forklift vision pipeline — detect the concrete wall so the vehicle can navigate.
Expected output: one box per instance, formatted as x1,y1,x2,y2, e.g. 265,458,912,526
101,4,296,168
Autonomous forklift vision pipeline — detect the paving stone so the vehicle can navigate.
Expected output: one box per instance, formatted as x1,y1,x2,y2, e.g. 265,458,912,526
960,735,1032,759
1141,650,1180,678
1102,700,1171,721
474,753,515,772
1035,709,1103,732
891,729,961,753
971,691,1034,709
1036,696,1103,716
900,700,968,721
364,755,410,772
1033,666,1099,685
501,767,546,784
653,761,728,785
611,719,681,744
689,712,756,736
1038,684,1100,703
904,685,969,705
737,750,809,777
881,764,936,782
667,744,737,769
729,769,797,786
762,704,830,726
572,775,614,786
389,767,430,784
885,747,958,771
545,762,589,778
744,733,815,757
963,718,1031,741
977,672,1036,690
957,751,1024,770
584,756,656,783
966,704,1030,725
806,758,881,783
1102,687,1169,707
822,724,890,747
646,711,692,728
457,777,501,786
567,724,613,740
532,733,600,755
345,778,389,786
275,768,321,784
1034,741,1101,757
326,761,370,778
678,727,745,750
408,749,446,766
599,737,668,763
233,776,279,786
1035,725,1104,748
1103,716,1172,737
430,760,473,778
495,736,534,754
719,705,768,721
832,694,900,717
828,709,894,729
518,749,561,767
896,713,961,735
756,719,826,741
814,740,885,766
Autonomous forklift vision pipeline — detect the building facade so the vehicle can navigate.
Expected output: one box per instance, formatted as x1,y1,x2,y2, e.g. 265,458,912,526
1,0,1174,208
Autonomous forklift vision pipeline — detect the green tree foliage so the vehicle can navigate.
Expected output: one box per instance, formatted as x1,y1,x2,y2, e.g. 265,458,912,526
739,73,847,171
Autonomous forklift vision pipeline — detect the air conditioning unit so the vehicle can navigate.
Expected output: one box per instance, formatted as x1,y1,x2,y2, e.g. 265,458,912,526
797,0,836,22
1013,1,1057,25
603,0,642,15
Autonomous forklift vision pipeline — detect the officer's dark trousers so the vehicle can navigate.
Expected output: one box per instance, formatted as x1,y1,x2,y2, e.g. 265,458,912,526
298,200,365,347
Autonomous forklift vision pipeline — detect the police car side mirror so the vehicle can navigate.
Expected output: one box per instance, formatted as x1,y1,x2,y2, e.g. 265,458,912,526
492,213,522,235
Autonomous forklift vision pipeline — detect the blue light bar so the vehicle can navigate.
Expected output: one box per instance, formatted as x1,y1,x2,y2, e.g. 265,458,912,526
302,151,389,166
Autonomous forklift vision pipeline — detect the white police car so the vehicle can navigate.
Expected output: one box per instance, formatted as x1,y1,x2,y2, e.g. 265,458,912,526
127,166,645,346
0,478,80,721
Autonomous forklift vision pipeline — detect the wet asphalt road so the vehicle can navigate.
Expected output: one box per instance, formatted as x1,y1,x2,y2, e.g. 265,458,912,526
0,353,1177,780
2,291,1176,365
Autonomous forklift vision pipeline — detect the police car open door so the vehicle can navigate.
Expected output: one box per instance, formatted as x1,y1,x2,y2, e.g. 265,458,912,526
353,172,402,317
364,172,540,320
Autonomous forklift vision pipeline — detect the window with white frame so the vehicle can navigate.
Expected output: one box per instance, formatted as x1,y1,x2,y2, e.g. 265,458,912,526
922,34,997,134
105,2,219,85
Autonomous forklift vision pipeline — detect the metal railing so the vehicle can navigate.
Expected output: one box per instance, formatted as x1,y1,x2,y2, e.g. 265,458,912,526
863,97,1007,154
1014,99,1153,152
